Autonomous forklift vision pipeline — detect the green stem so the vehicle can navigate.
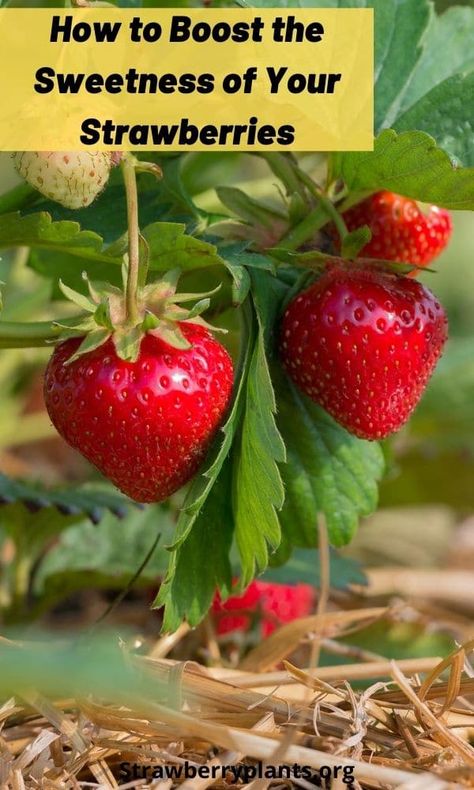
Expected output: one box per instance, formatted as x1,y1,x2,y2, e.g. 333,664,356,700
7,550,33,622
277,203,329,251
294,166,348,241
258,152,308,203
0,315,84,348
13,554,31,602
273,161,351,252
122,155,141,325
195,174,289,214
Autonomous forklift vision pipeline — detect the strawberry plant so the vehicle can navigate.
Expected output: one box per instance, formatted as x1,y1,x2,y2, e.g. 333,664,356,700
0,0,472,633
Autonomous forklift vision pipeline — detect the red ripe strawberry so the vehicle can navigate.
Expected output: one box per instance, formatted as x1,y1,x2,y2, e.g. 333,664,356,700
279,264,448,440
212,581,314,638
44,324,233,502
341,192,452,269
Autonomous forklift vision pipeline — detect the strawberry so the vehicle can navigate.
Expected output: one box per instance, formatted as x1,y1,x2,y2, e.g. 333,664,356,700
340,191,452,269
279,264,448,440
13,151,114,209
212,580,314,638
44,324,233,502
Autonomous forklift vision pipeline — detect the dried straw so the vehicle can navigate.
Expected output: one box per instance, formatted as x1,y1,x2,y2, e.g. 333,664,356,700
0,632,472,788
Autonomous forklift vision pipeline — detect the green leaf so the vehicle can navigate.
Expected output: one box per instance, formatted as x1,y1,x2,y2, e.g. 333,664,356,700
390,6,474,167
0,475,133,525
219,245,274,305
371,0,431,134
0,479,138,598
220,246,275,275
155,298,256,629
233,331,285,584
282,0,472,167
67,329,111,363
154,297,256,629
260,0,474,187
172,312,254,550
0,212,107,260
264,547,367,589
396,6,474,120
58,281,96,313
394,73,474,167
216,186,287,227
158,457,234,632
156,270,287,627
233,271,286,586
34,506,174,610
26,219,231,297
273,366,384,548
327,0,474,188
217,252,251,305
143,223,222,272
339,129,474,210
12,214,270,314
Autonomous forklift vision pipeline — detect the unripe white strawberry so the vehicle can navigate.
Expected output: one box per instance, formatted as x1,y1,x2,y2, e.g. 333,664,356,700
13,151,114,209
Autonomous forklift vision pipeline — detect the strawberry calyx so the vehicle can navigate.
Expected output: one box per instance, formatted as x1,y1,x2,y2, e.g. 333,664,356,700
273,247,427,278
53,266,224,364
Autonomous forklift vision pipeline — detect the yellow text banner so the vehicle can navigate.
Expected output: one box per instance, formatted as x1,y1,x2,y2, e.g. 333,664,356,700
0,8,374,151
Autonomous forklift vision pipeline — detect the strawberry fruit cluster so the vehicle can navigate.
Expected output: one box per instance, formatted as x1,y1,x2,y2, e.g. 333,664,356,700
9,147,454,637
38,182,451,492
280,192,450,442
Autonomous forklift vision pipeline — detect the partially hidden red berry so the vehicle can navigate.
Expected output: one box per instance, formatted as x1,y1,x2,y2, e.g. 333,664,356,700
341,191,452,270
212,580,315,638
279,264,448,440
44,324,233,502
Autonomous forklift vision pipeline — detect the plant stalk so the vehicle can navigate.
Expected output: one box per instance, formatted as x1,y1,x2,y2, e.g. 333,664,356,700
277,203,330,251
258,152,308,203
122,155,141,325
294,166,348,241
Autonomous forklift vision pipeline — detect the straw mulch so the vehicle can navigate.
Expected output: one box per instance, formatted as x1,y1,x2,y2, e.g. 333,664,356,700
0,606,473,790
